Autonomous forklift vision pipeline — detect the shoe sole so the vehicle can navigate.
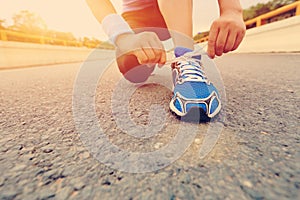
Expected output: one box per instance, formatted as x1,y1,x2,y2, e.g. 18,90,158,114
170,106,211,123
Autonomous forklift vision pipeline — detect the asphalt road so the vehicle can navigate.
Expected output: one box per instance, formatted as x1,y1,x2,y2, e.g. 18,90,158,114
0,53,299,200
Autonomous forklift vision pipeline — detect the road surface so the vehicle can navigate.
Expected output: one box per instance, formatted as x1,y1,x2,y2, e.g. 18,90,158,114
0,52,299,199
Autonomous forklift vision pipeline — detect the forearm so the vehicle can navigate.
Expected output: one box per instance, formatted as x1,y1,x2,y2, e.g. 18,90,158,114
217,0,243,15
85,0,117,23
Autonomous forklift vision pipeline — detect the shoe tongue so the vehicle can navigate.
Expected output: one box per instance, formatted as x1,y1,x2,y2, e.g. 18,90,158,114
174,47,193,57
174,47,201,60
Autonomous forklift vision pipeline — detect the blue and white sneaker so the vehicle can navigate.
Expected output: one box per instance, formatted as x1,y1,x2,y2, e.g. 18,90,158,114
169,47,221,121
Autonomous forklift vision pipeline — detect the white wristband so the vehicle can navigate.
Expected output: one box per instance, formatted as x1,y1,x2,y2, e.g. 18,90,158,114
101,14,134,45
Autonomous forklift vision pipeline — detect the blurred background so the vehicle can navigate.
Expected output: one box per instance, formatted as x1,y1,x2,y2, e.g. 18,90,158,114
0,1,299,199
0,0,298,50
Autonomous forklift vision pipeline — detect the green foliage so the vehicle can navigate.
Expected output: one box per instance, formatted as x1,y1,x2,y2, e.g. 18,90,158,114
81,37,106,49
11,10,47,34
193,31,209,41
0,19,5,30
243,0,298,21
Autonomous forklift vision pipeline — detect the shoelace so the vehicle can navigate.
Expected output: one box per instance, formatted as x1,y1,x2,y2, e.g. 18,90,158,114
167,55,208,84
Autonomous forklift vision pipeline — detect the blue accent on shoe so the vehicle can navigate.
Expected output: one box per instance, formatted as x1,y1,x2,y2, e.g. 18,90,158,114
186,103,207,113
175,47,201,60
174,99,183,112
210,96,219,115
174,47,193,57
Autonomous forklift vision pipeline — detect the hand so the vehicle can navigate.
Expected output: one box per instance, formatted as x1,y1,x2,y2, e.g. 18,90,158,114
115,32,166,66
207,11,246,58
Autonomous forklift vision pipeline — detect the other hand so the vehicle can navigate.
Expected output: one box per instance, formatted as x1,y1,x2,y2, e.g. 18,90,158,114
207,11,246,58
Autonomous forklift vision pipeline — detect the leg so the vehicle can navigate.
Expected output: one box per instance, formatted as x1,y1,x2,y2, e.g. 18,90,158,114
157,0,194,49
122,3,171,41
116,3,170,83
116,48,155,83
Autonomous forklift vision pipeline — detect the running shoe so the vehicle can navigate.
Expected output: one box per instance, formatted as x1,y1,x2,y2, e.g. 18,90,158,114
169,47,221,121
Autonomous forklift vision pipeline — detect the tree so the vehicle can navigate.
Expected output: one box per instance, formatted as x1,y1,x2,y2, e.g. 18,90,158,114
243,0,297,21
11,10,47,34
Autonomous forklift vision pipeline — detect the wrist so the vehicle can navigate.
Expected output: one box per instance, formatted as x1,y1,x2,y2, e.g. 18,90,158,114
101,14,134,46
220,8,243,19
218,0,243,16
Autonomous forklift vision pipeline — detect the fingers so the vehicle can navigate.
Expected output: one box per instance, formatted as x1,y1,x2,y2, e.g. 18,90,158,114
148,37,166,66
207,23,219,59
208,28,244,58
142,45,156,63
133,33,165,66
232,31,245,51
224,30,237,53
133,49,148,64
207,15,246,59
215,27,229,57
139,45,163,65
116,31,165,66
158,50,166,67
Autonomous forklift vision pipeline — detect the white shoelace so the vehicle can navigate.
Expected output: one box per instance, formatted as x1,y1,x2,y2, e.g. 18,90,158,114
167,54,208,84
